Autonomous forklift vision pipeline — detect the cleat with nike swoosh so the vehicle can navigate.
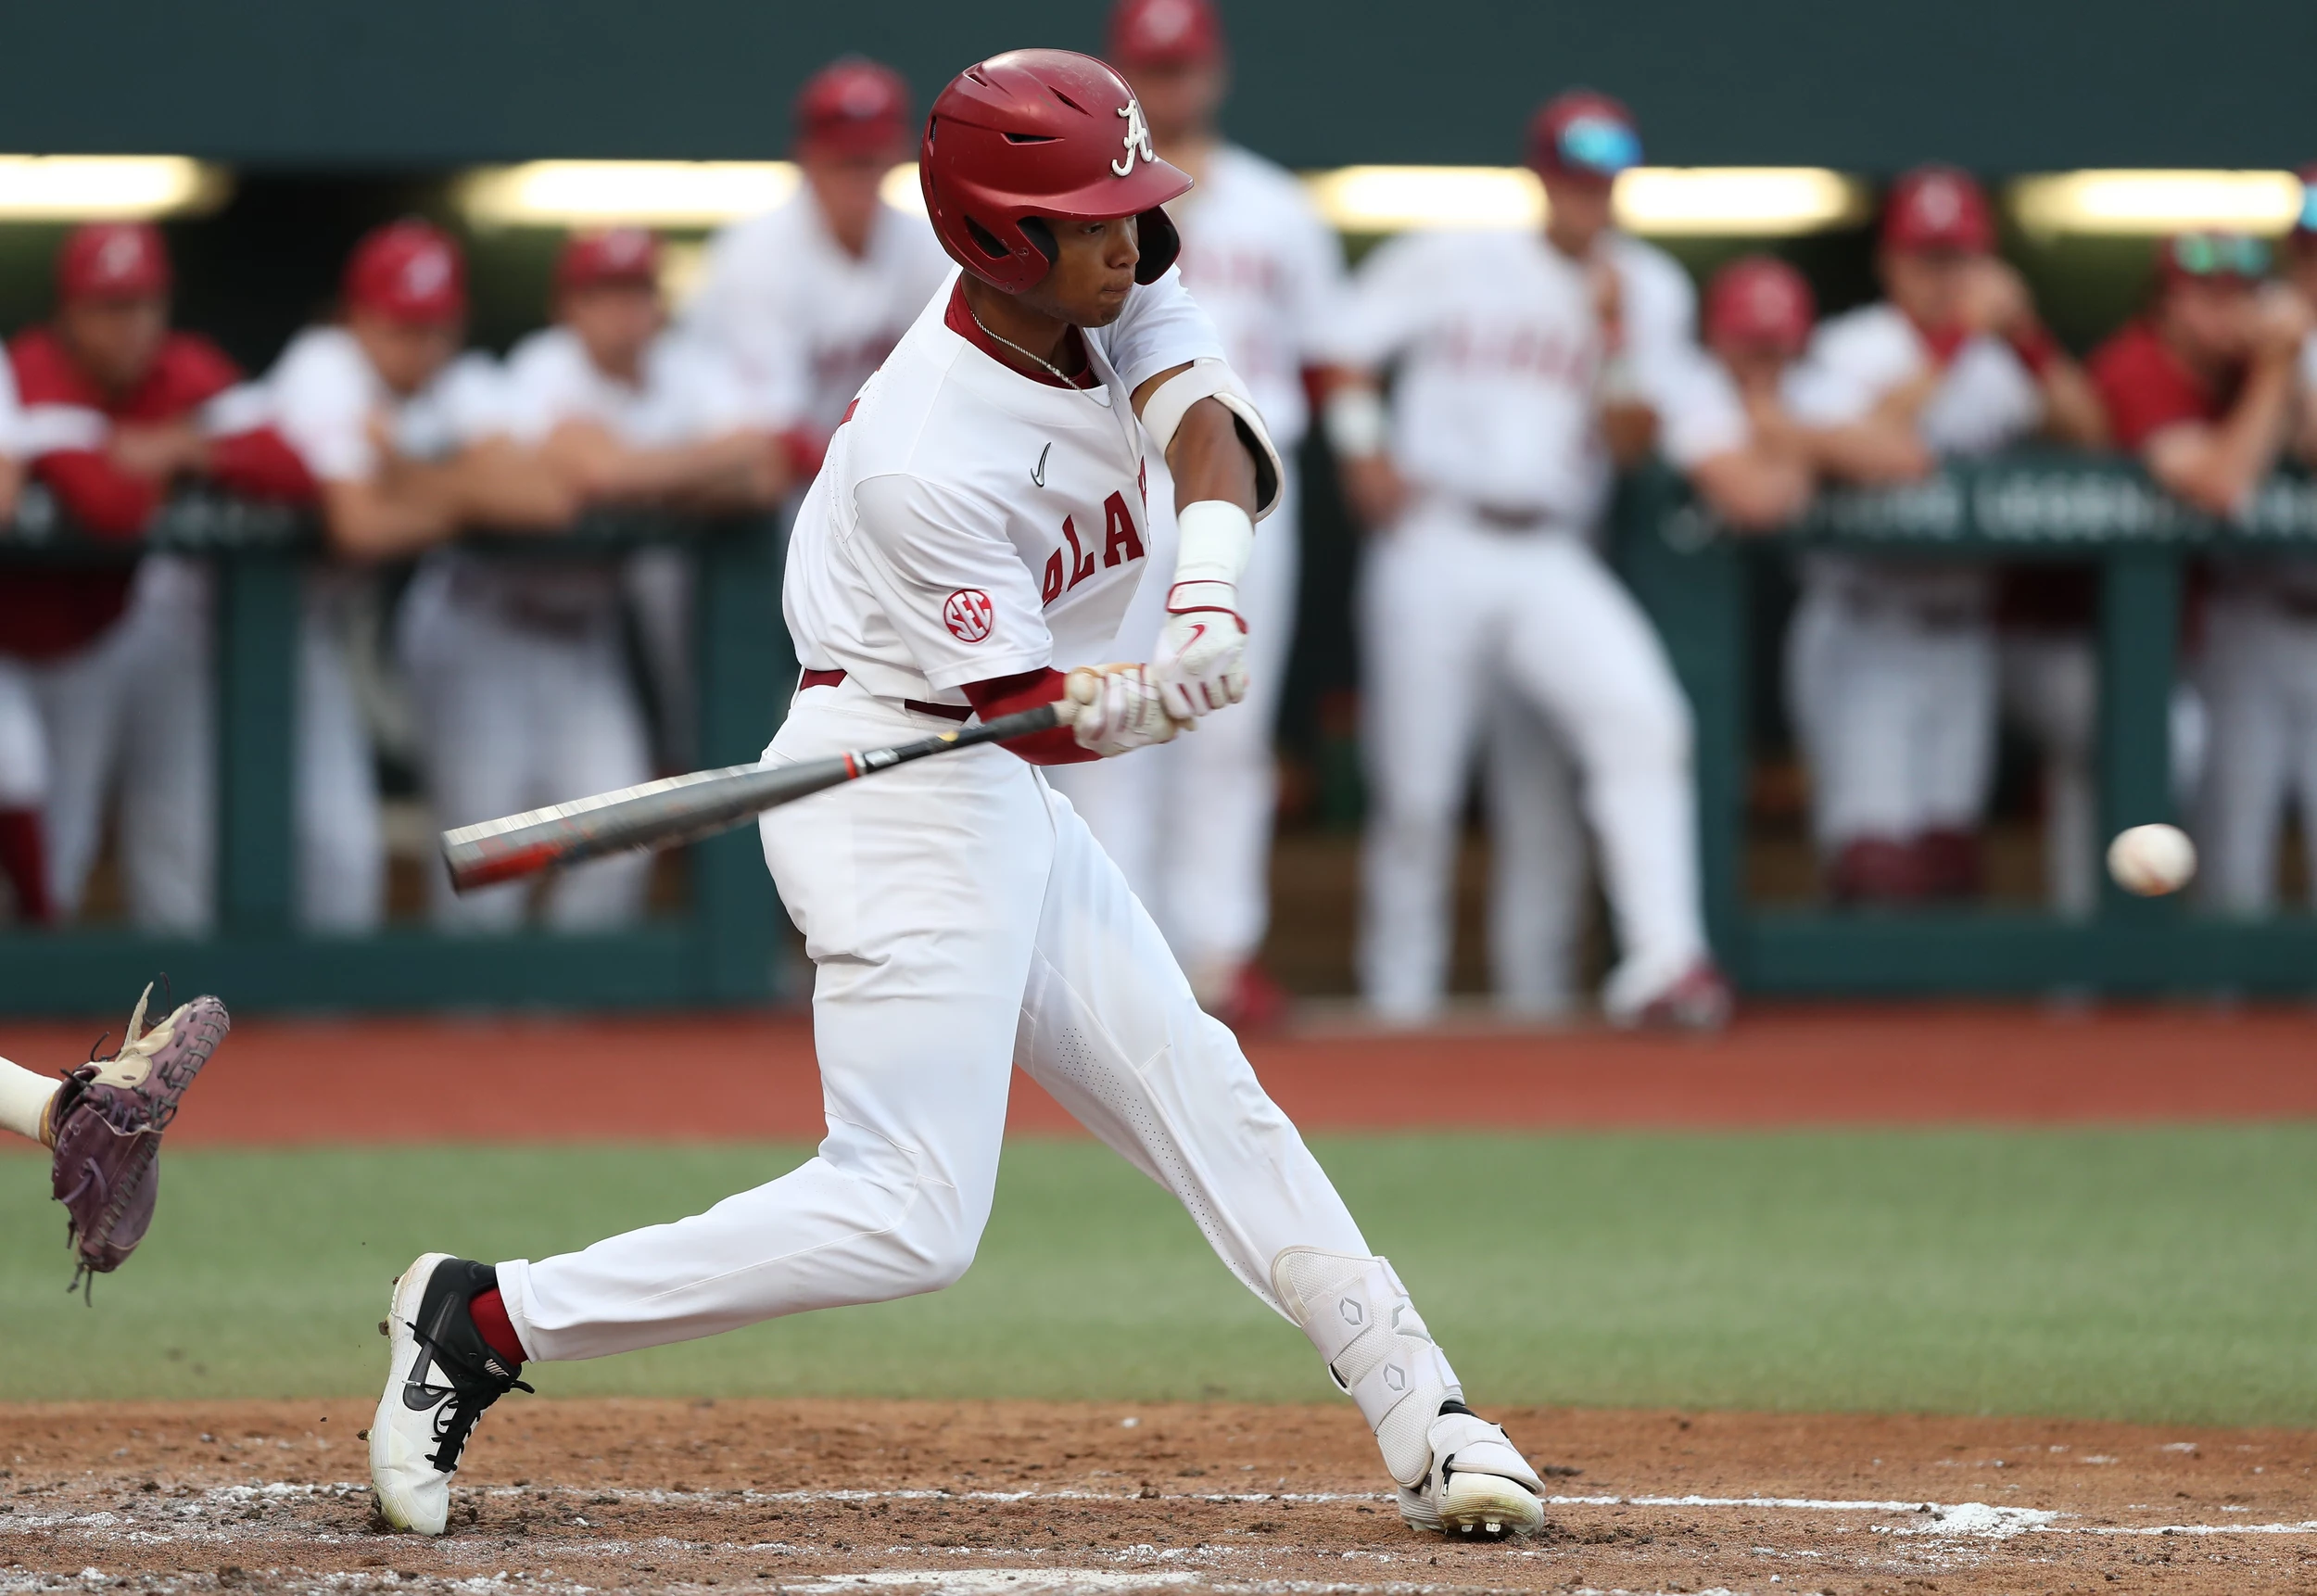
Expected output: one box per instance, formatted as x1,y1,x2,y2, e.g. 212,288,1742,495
370,1253,531,1535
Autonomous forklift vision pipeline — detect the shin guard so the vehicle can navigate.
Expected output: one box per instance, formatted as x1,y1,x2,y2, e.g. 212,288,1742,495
1272,1248,1459,1487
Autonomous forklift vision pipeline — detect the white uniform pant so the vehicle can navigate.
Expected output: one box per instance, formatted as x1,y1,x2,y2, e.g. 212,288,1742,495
1356,505,1704,1021
498,679,1367,1361
1997,630,2099,919
625,545,697,772
298,576,386,934
1786,576,1994,854
2194,592,2317,914
1046,463,1299,988
0,658,44,811
29,557,216,931
1480,698,1590,1017
398,566,653,931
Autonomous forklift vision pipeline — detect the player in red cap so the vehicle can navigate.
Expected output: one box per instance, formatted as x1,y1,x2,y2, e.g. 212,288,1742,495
2087,230,2314,914
1654,255,1818,528
1782,165,2108,907
398,227,783,931
369,46,1548,1546
258,218,575,931
0,222,311,931
1044,0,1351,1031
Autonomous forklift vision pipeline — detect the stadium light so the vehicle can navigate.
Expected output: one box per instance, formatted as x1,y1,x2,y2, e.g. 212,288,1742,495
1301,165,1866,235
458,160,931,229
2009,171,2307,236
0,157,226,220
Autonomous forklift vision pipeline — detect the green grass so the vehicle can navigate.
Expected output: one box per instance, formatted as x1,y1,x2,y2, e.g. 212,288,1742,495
4,1128,2313,1425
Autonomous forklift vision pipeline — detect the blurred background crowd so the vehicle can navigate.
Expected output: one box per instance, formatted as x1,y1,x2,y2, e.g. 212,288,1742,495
2,0,2315,1027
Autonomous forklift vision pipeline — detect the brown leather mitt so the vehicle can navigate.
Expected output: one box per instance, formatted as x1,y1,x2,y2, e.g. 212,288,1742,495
48,983,230,1296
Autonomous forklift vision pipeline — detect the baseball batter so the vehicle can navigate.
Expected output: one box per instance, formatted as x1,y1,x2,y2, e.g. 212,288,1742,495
1044,0,1349,1026
399,227,779,931
264,220,575,931
371,51,1548,1547
1322,96,1717,1027
1783,167,2108,903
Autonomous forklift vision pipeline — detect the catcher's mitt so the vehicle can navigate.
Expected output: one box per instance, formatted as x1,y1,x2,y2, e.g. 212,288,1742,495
48,982,230,1297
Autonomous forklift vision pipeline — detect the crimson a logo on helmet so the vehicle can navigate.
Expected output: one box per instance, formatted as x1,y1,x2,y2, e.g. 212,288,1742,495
1113,97,1155,179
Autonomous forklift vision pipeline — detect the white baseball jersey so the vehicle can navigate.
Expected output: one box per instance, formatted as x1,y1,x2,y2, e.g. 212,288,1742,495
266,325,509,483
1328,228,1605,524
500,325,768,450
1603,231,1701,415
1654,348,1807,471
0,348,21,461
784,269,1223,708
1168,146,1346,450
687,191,953,436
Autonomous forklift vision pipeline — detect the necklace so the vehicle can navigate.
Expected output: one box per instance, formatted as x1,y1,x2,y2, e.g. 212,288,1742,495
967,303,1091,390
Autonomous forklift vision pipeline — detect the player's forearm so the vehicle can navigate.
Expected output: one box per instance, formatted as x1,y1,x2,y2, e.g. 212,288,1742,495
445,439,580,532
1689,450,1813,532
2035,361,2110,449
1165,397,1259,516
0,455,20,526
1802,418,1934,485
597,433,784,508
2153,358,2295,515
319,476,462,561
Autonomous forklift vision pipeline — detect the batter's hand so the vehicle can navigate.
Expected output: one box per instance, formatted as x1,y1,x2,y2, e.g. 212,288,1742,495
1151,581,1249,719
1064,664,1184,757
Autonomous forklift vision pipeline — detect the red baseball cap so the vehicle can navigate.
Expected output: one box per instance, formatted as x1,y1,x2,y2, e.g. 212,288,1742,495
794,57,912,159
556,227,662,293
344,220,466,323
1527,90,1642,183
1881,165,1994,254
1108,0,1225,68
1704,255,1816,355
57,222,171,301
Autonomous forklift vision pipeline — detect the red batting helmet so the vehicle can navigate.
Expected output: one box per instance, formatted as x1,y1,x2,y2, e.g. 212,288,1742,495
1881,166,1994,254
1703,255,1815,356
345,220,466,324
1528,90,1641,182
920,49,1191,294
57,222,171,301
1109,0,1225,69
556,227,662,293
794,57,912,159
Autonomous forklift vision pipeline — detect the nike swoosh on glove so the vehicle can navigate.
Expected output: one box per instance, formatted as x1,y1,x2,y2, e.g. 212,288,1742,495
1151,580,1249,720
1064,664,1183,758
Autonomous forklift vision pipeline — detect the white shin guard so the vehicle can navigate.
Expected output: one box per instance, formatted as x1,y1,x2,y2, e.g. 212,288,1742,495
1272,1248,1459,1488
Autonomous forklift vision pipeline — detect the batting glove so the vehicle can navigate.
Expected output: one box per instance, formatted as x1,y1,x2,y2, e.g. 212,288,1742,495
1063,665,1184,758
1151,500,1256,720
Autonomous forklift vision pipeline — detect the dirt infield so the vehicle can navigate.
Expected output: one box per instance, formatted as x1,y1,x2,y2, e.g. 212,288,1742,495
2,1398,2310,1595
2,1002,2314,1146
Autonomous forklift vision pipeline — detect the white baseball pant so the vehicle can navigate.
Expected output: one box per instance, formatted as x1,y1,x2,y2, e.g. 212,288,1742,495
1997,630,2099,919
298,575,386,934
497,677,1370,1360
397,567,653,931
1480,695,1591,1018
0,656,46,810
1356,502,1705,1021
1785,575,1994,855
624,544,698,772
2194,590,2317,914
32,556,215,932
1046,460,1299,990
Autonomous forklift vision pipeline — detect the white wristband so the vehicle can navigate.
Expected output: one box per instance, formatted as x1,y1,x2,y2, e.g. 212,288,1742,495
1173,499,1255,587
1323,386,1388,460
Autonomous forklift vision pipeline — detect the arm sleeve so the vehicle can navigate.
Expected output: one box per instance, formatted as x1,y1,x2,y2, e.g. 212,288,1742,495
208,427,319,502
849,471,1055,691
1094,266,1227,393
34,451,158,538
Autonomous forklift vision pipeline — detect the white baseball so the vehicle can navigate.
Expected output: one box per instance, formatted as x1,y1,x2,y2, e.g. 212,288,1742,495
2106,823,2197,896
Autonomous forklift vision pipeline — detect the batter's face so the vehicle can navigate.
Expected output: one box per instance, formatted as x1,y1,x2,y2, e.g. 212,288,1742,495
1123,59,1225,147
348,308,460,397
1880,247,1975,330
1542,171,1615,253
1021,215,1142,329
57,295,168,395
561,282,664,378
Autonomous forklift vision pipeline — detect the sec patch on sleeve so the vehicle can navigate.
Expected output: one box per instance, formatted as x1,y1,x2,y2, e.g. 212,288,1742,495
943,589,995,643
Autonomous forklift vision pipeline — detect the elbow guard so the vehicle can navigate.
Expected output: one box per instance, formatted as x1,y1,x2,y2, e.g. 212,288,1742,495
1138,359,1284,521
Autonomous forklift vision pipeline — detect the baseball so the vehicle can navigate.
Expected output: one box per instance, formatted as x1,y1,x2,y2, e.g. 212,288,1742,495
2107,823,2197,896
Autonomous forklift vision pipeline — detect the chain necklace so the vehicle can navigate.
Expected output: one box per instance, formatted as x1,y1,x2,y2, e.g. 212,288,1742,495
966,302,1097,394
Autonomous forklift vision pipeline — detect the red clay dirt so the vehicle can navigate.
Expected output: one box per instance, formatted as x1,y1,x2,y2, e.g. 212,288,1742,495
3,1398,2311,1595
1,1002,2312,1146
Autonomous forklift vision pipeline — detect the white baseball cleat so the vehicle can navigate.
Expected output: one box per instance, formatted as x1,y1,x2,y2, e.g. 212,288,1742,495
1395,1402,1549,1539
370,1252,530,1535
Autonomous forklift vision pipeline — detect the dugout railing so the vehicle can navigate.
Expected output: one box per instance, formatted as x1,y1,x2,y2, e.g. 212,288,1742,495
1617,452,2317,995
0,490,791,1013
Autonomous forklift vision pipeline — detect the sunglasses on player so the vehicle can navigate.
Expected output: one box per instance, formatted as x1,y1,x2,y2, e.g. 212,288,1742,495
2299,182,2317,234
1554,116,1640,178
2168,232,2271,279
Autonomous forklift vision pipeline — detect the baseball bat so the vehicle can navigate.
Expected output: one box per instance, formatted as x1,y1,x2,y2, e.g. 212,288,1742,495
440,703,1064,893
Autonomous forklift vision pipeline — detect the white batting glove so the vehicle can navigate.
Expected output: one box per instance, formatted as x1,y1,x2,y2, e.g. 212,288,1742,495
1064,665,1184,758
1150,500,1258,720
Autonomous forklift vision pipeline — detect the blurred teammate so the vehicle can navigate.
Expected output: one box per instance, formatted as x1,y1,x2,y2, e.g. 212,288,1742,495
2087,231,2314,912
264,219,574,931
1656,256,1818,528
1324,103,1719,1026
370,50,1547,1547
1044,0,1348,1026
3,223,311,931
1784,167,2107,904
666,57,951,760
1476,91,1721,1017
401,228,780,931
